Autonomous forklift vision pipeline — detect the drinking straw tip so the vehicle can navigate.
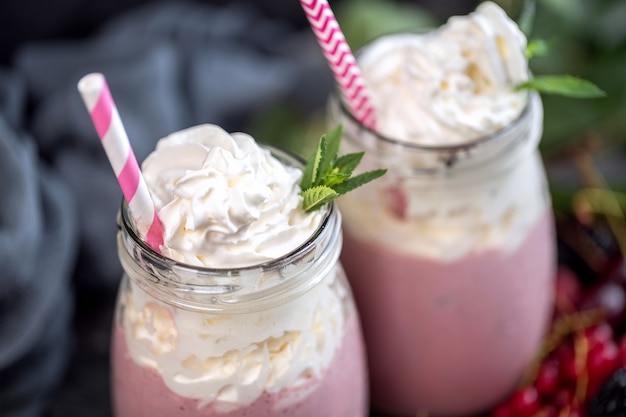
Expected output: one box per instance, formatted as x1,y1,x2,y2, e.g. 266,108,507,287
77,72,105,94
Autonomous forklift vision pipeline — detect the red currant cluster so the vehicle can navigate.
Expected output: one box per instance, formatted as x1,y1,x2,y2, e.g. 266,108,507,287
491,264,626,417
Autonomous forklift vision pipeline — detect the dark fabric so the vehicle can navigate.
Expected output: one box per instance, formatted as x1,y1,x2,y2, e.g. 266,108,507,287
0,2,332,416
0,72,77,417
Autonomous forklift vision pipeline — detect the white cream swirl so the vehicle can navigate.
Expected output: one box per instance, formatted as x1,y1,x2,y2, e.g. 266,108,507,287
141,124,324,267
359,1,529,145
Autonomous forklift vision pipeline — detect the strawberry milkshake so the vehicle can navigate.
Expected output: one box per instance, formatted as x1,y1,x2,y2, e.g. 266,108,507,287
111,125,367,416
328,2,556,415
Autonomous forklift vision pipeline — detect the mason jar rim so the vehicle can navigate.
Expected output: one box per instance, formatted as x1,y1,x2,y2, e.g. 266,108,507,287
334,87,533,154
118,196,334,276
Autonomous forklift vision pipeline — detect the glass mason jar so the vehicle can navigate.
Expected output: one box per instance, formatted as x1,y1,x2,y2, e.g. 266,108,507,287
328,89,556,416
110,148,368,417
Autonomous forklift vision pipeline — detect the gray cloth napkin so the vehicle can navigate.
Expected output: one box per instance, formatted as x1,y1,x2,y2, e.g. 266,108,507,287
0,70,77,417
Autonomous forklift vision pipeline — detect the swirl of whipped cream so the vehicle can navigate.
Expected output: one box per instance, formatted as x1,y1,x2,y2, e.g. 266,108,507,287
359,1,529,145
141,124,323,267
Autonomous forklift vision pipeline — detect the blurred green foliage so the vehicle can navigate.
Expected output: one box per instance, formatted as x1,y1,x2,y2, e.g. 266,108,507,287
518,0,626,154
333,0,438,49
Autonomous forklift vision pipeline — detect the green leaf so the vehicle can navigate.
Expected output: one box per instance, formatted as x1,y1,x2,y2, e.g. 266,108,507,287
525,38,550,59
332,169,388,195
300,137,324,190
300,125,387,212
321,172,351,187
318,125,342,178
516,75,607,98
302,186,339,213
334,152,364,177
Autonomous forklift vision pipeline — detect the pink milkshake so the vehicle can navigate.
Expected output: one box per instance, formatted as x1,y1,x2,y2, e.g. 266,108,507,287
111,125,368,416
112,310,366,417
341,211,554,415
328,2,556,415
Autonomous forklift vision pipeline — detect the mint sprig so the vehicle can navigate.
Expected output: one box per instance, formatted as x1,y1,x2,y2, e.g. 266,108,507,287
514,0,606,99
300,125,387,212
516,40,605,98
516,75,607,98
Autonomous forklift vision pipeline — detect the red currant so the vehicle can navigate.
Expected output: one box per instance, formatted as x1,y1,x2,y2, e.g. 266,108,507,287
581,282,626,327
509,386,540,416
555,267,583,309
584,322,614,349
556,344,580,384
535,358,559,399
553,388,574,408
491,403,512,417
586,339,620,396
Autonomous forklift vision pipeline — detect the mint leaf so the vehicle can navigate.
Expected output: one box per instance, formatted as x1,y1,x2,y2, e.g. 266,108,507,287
334,152,364,177
516,75,606,98
318,125,342,178
300,136,324,190
302,186,339,213
321,172,351,187
332,169,388,195
299,125,387,212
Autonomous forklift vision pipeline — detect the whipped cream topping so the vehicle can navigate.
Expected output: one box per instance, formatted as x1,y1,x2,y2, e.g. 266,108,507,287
122,271,346,409
359,1,528,145
141,124,324,268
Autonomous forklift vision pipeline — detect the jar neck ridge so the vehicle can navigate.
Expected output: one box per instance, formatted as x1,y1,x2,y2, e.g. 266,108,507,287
329,92,543,180
117,202,341,314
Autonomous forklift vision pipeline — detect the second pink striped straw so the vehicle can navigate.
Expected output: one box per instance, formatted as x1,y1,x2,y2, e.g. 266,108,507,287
300,0,376,130
77,73,164,252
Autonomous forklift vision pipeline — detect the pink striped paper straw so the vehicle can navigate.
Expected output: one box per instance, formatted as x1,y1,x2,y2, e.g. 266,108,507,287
300,0,376,130
77,73,164,252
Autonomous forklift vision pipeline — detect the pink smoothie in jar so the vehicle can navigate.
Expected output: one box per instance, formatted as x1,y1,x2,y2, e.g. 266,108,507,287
111,125,368,416
327,2,557,415
112,311,366,417
341,210,554,415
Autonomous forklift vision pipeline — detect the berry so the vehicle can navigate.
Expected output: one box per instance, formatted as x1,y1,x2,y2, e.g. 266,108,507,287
556,344,580,384
585,323,614,349
586,340,620,397
587,368,626,417
581,282,626,328
491,403,512,417
535,358,560,398
509,386,540,416
553,387,575,408
555,267,584,310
